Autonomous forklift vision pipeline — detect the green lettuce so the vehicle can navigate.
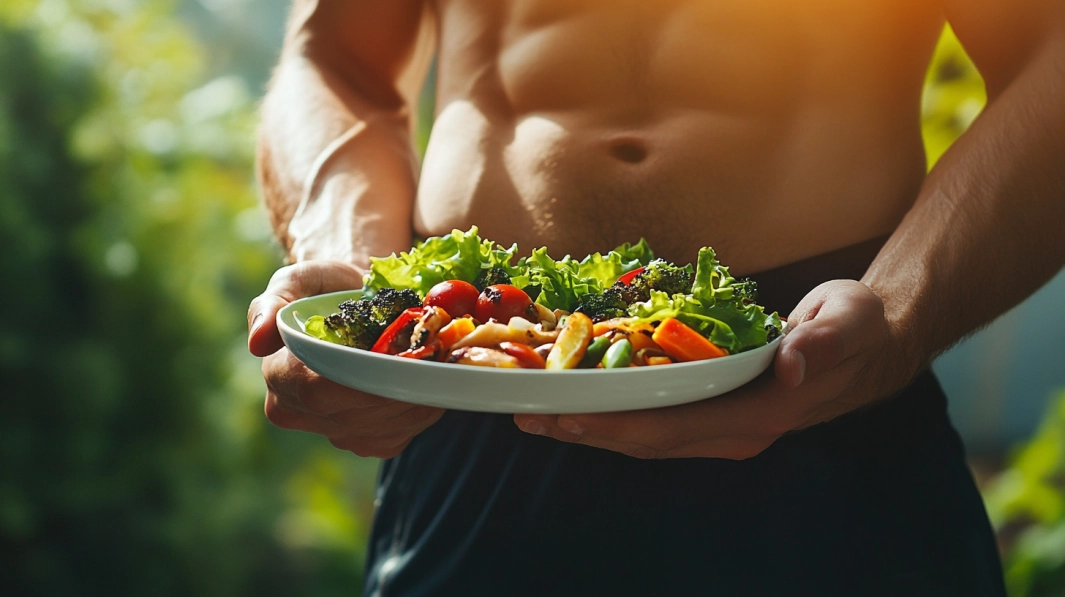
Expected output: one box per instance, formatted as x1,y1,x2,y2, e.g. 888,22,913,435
511,249,597,312
511,240,654,312
303,315,342,344
576,238,652,289
363,227,525,297
627,247,774,353
367,227,656,310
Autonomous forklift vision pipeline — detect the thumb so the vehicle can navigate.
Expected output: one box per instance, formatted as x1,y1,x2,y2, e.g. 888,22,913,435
248,261,365,357
774,281,885,388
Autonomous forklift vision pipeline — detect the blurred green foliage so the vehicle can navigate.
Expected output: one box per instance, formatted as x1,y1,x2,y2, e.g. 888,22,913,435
984,391,1065,597
0,0,376,595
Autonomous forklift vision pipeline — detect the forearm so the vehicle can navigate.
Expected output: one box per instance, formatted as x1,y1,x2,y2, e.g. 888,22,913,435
258,53,418,267
863,33,1065,373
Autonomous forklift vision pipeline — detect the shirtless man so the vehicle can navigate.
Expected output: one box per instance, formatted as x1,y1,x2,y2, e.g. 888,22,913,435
248,0,1065,593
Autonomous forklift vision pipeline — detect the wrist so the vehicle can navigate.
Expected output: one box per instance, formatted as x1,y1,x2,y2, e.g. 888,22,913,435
867,282,930,390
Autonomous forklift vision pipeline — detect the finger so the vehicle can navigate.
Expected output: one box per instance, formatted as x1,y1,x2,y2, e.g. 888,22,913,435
328,432,417,459
264,390,343,435
780,281,885,387
516,379,787,450
248,261,365,357
264,349,402,416
330,403,445,435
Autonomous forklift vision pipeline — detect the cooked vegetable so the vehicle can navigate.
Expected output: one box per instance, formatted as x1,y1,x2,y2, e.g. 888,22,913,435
306,288,422,350
574,286,630,322
651,317,728,362
500,342,547,369
474,284,534,323
616,266,644,286
473,267,512,291
436,317,476,350
602,339,633,369
546,312,594,370
645,356,673,366
578,335,613,368
624,259,694,303
409,306,452,349
450,321,557,350
447,347,521,368
372,307,426,355
396,344,439,360
424,280,480,319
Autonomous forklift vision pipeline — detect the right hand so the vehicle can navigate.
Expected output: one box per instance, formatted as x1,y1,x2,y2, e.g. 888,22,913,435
247,261,445,458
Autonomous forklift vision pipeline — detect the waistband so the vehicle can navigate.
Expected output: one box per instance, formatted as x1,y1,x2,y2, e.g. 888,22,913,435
747,235,890,315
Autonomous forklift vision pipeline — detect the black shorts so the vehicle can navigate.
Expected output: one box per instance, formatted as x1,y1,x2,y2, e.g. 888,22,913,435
364,238,1005,597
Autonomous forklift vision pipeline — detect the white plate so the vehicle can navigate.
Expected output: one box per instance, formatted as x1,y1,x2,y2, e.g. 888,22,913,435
278,290,782,414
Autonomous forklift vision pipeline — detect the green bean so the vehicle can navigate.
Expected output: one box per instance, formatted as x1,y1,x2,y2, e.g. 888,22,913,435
602,338,633,369
578,335,612,368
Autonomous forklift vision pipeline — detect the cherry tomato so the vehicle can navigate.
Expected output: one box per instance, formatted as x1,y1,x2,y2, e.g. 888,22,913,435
473,284,533,323
424,280,479,319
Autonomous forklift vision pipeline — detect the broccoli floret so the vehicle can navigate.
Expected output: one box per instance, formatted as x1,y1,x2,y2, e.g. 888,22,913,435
367,288,421,324
325,304,382,350
765,322,781,342
324,289,422,350
575,286,630,322
730,278,758,304
575,260,693,321
627,259,693,302
474,267,512,291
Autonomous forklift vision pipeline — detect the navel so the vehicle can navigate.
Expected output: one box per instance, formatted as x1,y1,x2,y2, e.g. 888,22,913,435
608,138,649,164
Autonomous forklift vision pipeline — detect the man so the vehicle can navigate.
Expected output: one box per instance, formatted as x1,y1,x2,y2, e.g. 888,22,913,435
248,0,1065,593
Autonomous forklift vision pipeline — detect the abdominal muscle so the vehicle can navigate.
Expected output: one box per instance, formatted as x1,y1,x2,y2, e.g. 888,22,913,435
413,0,943,273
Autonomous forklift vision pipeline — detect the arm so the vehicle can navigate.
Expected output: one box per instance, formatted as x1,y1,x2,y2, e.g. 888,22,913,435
514,4,1065,459
248,0,445,458
865,1,1065,373
258,0,434,265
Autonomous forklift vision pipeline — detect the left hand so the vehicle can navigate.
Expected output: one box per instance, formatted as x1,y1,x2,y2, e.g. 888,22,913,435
513,280,919,460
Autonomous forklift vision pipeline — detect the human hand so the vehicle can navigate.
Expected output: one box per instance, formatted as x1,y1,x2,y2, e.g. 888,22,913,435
513,280,918,460
248,261,445,458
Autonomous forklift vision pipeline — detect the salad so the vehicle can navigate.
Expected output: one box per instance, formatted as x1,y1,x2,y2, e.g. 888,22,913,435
304,228,782,370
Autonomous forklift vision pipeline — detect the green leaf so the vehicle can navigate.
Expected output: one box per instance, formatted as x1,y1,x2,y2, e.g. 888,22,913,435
304,315,344,345
364,227,516,297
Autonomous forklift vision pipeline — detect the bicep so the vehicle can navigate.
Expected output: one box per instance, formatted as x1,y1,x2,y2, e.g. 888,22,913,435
941,0,1065,96
286,0,432,109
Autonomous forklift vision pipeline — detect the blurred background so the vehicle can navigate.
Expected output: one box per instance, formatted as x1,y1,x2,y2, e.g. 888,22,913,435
1,1,1063,595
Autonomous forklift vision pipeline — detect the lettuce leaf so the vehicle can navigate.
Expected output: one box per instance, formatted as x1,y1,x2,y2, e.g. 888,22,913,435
363,227,526,297
303,315,343,344
576,241,650,289
628,247,774,353
511,249,597,312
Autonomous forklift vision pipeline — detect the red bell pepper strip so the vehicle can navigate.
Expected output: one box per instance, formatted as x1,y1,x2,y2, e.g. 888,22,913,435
617,267,644,285
499,342,547,369
372,307,426,354
397,343,440,360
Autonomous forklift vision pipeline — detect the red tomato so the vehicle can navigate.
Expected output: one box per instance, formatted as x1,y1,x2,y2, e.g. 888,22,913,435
473,284,533,323
424,280,479,318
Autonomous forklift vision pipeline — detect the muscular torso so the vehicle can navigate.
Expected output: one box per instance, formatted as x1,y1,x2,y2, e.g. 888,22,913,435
413,0,945,272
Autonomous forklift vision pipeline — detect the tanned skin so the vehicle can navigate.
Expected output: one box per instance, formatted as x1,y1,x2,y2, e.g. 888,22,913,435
248,0,1065,460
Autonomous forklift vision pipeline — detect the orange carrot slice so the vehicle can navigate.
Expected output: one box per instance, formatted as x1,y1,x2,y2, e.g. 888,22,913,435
651,317,728,362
